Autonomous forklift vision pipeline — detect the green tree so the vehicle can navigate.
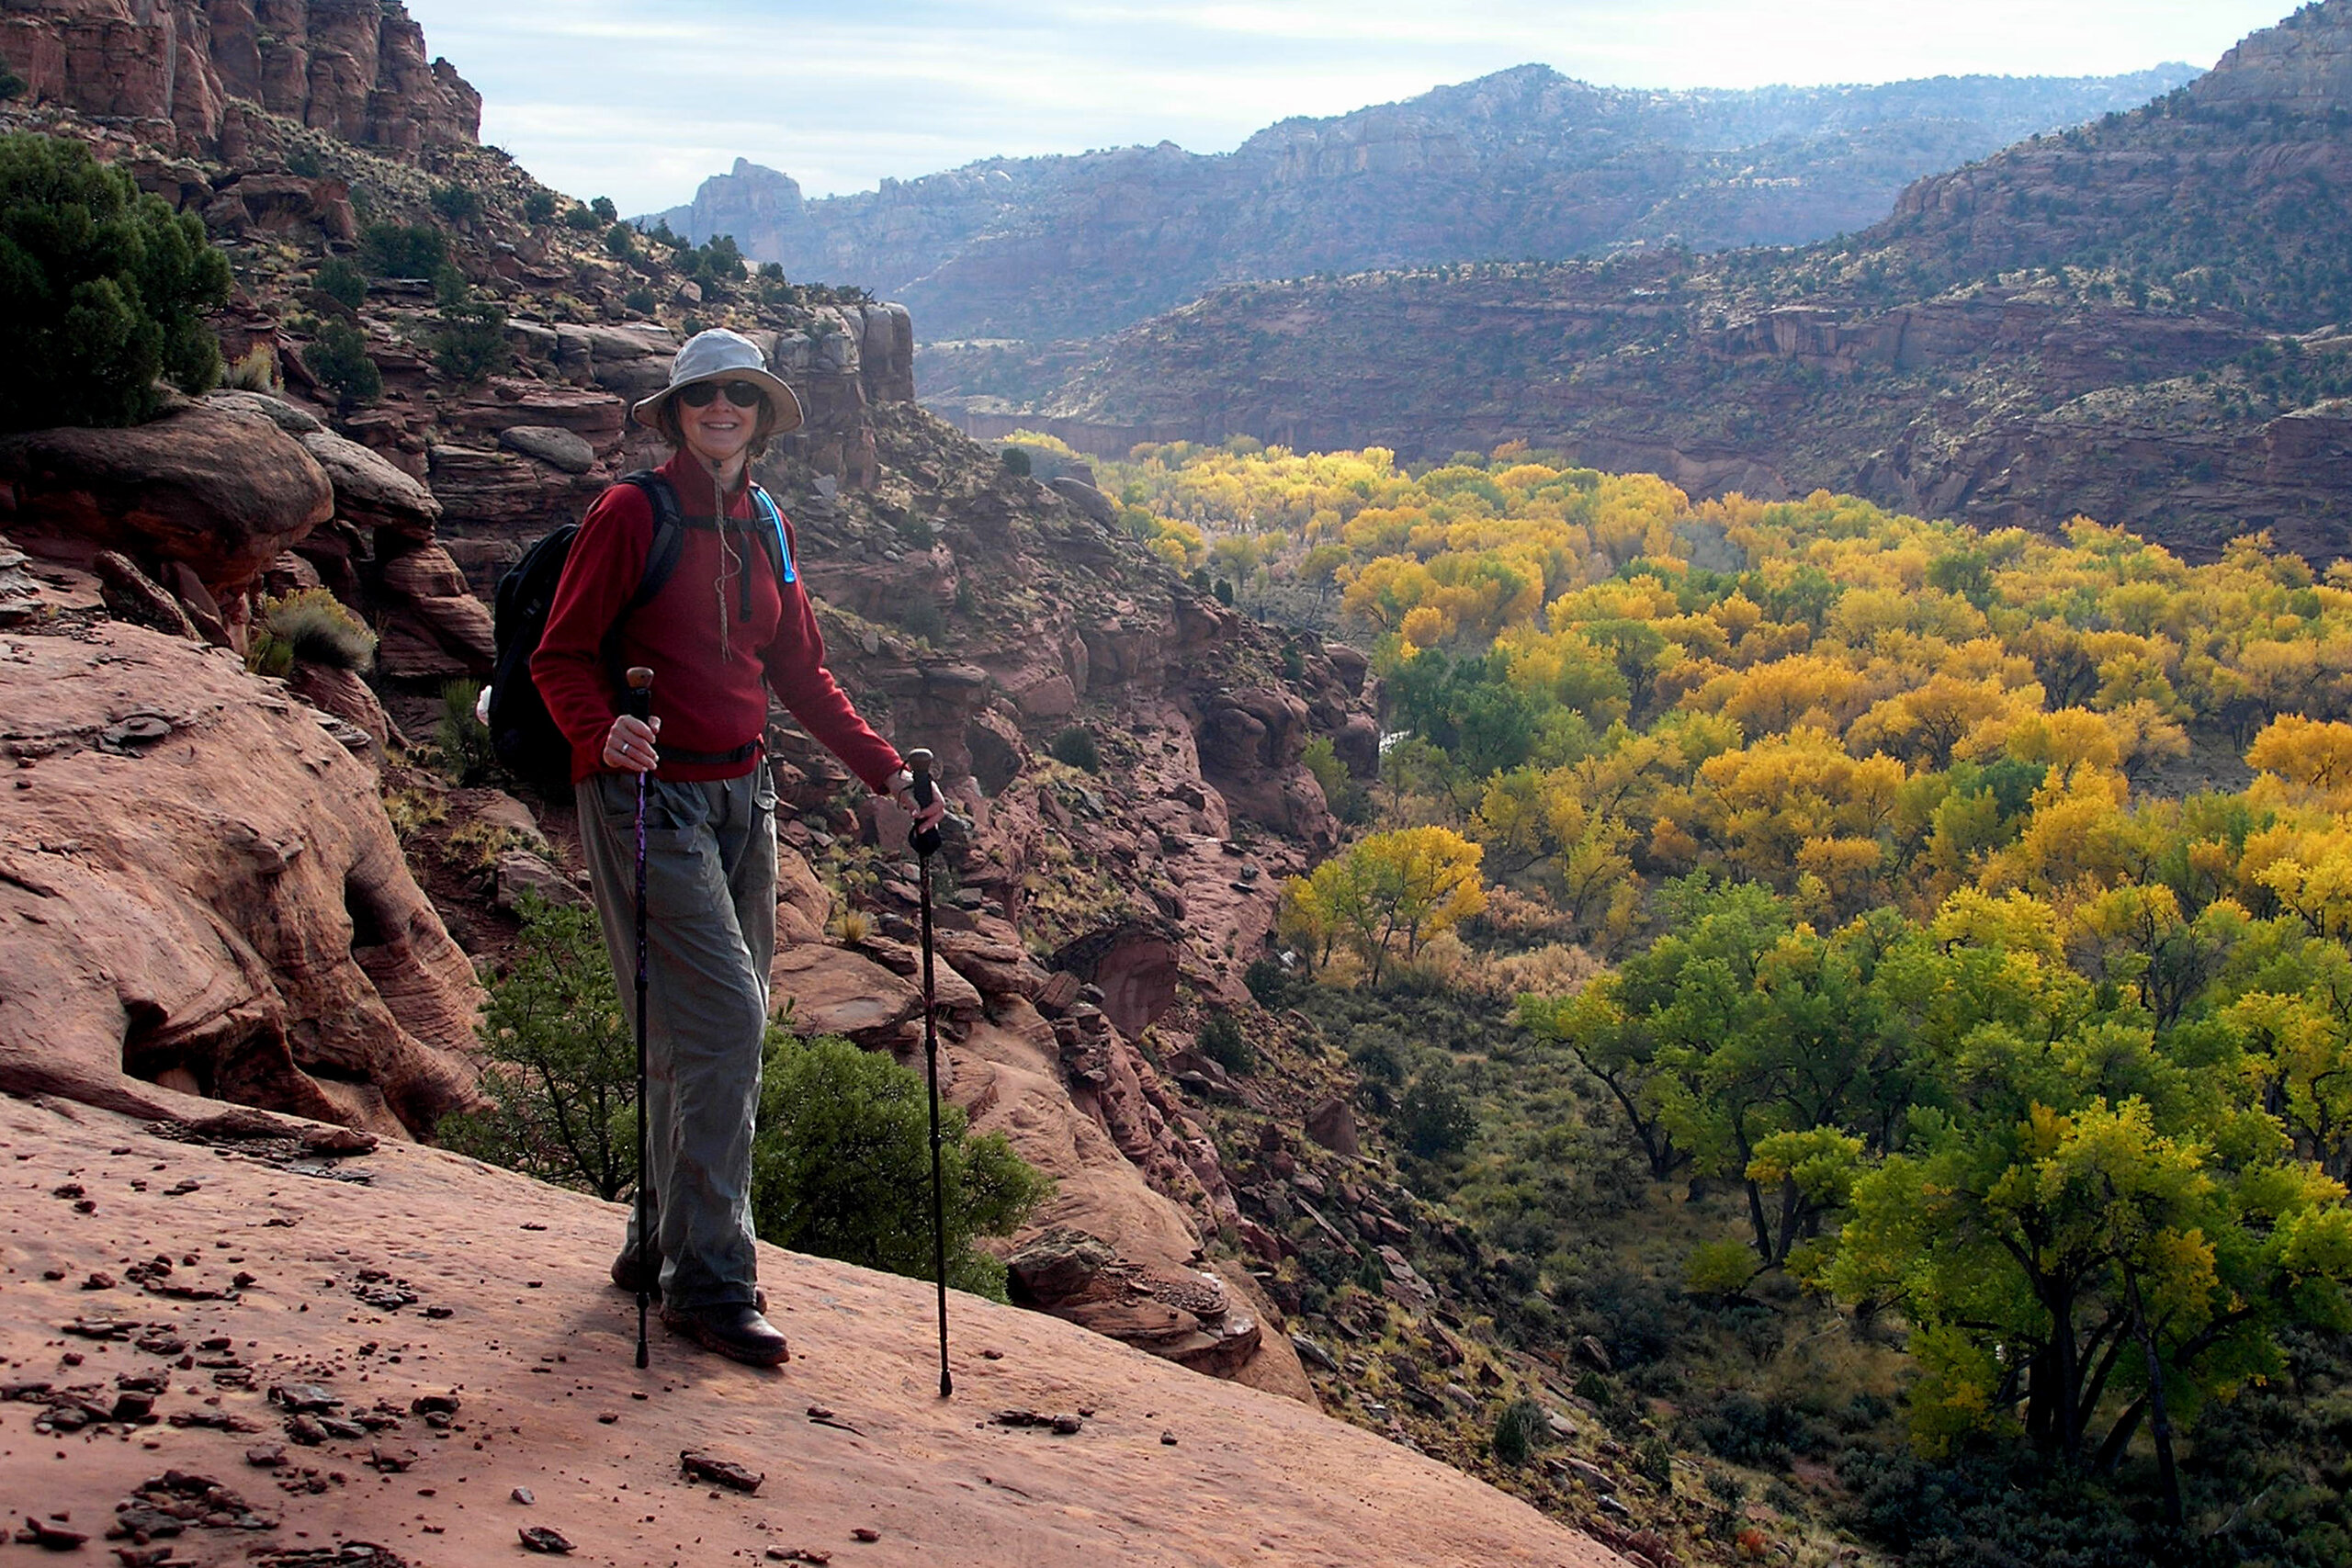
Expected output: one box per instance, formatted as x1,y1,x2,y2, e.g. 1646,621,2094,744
358,220,447,278
440,894,637,1200
433,298,510,383
311,257,368,310
307,320,380,406
752,1032,1051,1301
0,132,231,430
1829,1056,2352,1522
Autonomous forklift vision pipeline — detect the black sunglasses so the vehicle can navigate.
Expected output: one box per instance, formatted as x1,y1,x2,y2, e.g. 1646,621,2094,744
677,379,766,409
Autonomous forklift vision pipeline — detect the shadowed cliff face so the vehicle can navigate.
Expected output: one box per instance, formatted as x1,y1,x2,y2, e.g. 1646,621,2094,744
648,63,2194,347
0,0,480,158
1021,1,2352,564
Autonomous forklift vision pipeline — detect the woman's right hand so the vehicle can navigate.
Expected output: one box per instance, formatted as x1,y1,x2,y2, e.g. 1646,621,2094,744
604,713,661,773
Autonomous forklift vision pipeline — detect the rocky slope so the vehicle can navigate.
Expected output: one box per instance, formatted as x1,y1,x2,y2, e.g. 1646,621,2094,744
0,1090,1624,1567
0,0,1396,1405
1017,1,2352,563
648,64,2192,350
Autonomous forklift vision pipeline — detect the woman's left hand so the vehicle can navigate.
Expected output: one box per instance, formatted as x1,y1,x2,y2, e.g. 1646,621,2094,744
896,784,948,833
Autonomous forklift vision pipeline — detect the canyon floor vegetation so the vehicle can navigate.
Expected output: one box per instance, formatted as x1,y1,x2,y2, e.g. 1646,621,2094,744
1073,432,2352,1566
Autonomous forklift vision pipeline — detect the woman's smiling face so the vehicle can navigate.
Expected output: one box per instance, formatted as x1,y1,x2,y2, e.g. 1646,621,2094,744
677,380,767,469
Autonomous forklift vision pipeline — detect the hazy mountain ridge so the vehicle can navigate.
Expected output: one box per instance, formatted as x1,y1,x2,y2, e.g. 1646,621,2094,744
1026,1,2352,563
647,62,2194,345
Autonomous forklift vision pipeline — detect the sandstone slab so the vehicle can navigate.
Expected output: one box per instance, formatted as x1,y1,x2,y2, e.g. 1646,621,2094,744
0,1093,1623,1568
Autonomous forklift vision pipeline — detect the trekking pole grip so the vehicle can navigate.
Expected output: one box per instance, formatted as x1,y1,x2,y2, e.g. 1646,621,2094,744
625,665,654,722
907,747,942,856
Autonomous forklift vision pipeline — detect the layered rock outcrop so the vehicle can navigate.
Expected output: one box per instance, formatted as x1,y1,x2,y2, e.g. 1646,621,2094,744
0,0,480,158
0,608,483,1140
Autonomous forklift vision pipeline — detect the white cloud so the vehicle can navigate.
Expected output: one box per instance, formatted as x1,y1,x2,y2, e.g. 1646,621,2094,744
400,0,2294,209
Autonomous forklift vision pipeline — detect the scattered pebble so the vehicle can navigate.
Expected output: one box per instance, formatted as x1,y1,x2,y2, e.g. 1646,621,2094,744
518,1524,575,1553
680,1449,764,1494
1161,1430,1179,1445
510,1487,534,1505
851,1527,881,1543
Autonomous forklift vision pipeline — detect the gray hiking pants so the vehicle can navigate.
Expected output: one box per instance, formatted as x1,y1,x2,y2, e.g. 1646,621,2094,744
577,769,777,1311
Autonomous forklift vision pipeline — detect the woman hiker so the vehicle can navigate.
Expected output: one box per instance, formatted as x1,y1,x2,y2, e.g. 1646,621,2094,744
533,326,944,1367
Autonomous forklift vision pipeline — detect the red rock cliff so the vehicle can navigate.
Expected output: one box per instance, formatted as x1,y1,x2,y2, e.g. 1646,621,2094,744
0,0,479,157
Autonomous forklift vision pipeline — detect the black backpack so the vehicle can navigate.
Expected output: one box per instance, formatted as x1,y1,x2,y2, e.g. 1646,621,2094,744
485,469,792,788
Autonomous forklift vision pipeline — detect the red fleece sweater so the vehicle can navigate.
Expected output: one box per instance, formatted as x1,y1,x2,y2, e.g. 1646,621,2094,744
531,452,902,790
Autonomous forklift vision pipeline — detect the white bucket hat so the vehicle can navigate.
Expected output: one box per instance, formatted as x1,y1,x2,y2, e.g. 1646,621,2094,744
631,327,804,435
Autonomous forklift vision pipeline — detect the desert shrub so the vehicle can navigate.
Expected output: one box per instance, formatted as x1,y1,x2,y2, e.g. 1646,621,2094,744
222,343,278,392
523,188,560,224
1492,1396,1552,1467
893,594,946,643
605,222,636,259
312,257,368,310
1196,1009,1255,1075
0,132,231,430
308,320,381,405
432,263,469,308
1634,1434,1675,1494
750,1032,1051,1301
1243,954,1297,1008
1214,579,1235,605
1684,1237,1761,1299
564,203,602,231
1047,726,1100,773
250,587,376,673
1399,1067,1476,1159
623,287,656,316
429,182,482,224
380,786,447,843
436,679,499,786
589,196,617,222
358,220,447,279
0,62,24,101
439,893,636,1198
1301,736,1370,824
1687,1390,1813,1466
999,446,1032,477
432,299,509,383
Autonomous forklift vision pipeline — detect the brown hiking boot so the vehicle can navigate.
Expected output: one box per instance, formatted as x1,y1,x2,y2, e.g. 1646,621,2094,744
660,1303,790,1367
610,1248,764,1311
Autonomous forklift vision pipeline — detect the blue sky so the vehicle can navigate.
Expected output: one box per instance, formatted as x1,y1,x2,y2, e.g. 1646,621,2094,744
399,0,2298,213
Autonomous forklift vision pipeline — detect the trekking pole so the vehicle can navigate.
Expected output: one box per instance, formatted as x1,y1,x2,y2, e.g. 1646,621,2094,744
906,748,952,1398
626,665,656,1371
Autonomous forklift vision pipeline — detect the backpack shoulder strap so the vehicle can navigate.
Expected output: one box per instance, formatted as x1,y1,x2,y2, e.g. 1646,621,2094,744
747,482,796,587
620,469,685,609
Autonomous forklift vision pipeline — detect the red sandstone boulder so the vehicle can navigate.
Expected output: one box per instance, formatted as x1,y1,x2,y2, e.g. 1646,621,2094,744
0,400,334,599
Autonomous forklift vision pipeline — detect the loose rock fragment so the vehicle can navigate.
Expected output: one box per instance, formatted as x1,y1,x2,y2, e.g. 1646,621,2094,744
851,1527,881,1543
17,1514,86,1548
680,1449,764,1494
510,1487,534,1505
245,1445,287,1468
518,1524,575,1553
